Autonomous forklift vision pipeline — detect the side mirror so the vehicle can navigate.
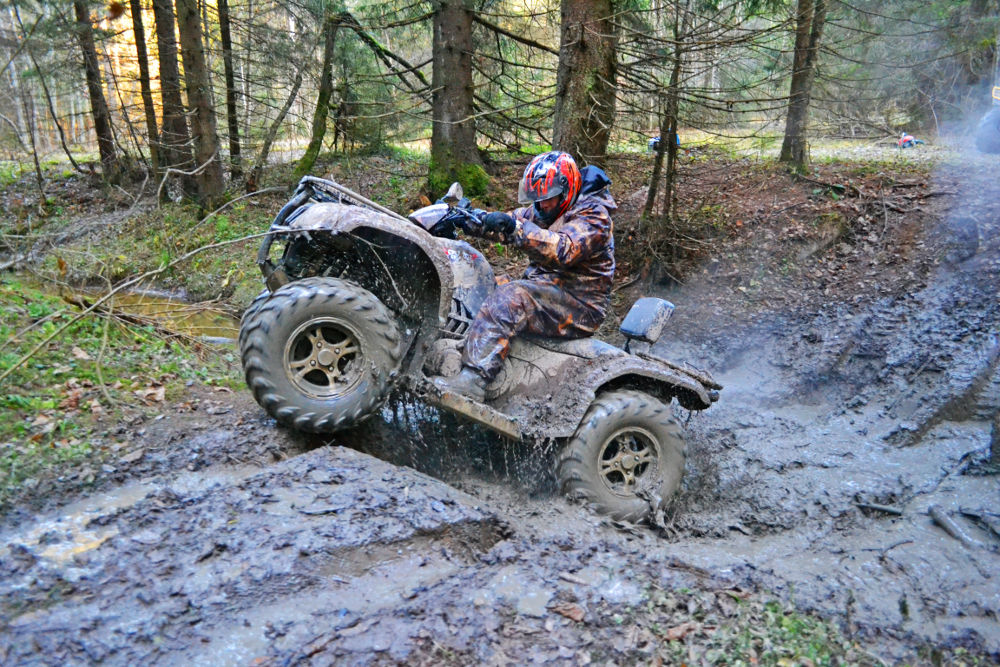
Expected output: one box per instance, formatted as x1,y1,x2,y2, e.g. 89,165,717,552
441,182,464,206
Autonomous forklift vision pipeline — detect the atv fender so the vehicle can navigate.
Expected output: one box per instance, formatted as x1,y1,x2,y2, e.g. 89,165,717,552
280,202,459,326
537,357,712,440
583,357,713,410
529,336,712,413
498,338,713,440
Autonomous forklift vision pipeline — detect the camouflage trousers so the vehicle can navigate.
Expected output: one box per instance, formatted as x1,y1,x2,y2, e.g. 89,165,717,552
462,279,605,381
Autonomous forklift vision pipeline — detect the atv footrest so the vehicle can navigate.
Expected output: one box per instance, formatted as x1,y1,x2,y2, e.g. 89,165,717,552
422,383,522,440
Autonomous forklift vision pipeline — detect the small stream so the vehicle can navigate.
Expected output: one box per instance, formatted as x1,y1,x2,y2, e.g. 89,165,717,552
72,285,241,342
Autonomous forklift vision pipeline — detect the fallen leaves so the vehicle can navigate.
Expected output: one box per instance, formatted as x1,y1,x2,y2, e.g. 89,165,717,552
119,449,145,464
29,414,56,439
663,620,698,641
135,384,166,403
58,386,83,410
550,602,585,622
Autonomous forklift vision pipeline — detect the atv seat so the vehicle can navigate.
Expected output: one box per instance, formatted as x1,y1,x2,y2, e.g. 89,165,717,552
620,298,675,352
529,336,626,360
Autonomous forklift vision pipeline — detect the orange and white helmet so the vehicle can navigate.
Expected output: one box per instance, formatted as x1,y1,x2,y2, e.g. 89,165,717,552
517,151,582,224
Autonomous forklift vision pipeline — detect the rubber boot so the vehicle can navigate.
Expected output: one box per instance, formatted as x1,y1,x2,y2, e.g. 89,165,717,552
431,367,487,402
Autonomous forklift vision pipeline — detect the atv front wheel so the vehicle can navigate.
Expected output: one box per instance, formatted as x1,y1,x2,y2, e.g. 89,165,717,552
239,277,402,433
237,289,270,349
558,390,685,522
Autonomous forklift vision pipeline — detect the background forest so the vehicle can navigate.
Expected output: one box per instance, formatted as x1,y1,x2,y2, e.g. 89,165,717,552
1,0,998,210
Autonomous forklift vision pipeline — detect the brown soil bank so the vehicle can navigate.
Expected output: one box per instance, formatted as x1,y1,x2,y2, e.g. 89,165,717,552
1,146,998,664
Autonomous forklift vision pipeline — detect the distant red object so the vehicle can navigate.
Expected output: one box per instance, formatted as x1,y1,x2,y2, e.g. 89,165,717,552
898,133,923,148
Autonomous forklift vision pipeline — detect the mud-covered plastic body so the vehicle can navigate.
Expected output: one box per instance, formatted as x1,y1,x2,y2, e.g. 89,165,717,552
246,177,717,442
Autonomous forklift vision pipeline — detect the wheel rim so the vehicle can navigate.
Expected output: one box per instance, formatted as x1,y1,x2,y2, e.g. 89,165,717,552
284,317,364,399
598,426,659,497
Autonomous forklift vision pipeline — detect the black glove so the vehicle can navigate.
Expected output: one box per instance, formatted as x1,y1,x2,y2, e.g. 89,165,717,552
456,209,487,236
482,211,515,237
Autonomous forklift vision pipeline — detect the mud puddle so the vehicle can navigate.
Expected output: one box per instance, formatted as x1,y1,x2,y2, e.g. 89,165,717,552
0,464,260,566
0,447,505,665
103,290,239,341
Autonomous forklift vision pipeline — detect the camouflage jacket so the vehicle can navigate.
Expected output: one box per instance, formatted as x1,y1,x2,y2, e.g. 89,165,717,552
509,190,617,314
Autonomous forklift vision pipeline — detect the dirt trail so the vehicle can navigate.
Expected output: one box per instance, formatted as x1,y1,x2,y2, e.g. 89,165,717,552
2,153,999,664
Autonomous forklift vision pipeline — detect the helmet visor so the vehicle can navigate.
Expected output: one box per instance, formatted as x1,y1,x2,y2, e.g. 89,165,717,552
518,177,565,205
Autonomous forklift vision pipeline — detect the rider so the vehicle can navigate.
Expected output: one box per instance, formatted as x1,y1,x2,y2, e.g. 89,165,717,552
898,132,923,148
431,151,617,401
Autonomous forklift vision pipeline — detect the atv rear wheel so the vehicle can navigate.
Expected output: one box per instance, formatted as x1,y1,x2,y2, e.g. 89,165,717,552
239,277,402,433
558,390,685,522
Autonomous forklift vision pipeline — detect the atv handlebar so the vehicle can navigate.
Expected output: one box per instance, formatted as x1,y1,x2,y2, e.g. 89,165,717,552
256,176,486,288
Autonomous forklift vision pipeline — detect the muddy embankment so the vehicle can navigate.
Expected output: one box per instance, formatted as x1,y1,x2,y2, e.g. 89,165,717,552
664,157,1000,657
1,156,999,665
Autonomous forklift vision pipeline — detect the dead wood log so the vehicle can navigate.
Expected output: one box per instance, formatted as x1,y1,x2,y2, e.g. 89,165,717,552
959,508,1000,543
856,502,903,516
928,505,988,550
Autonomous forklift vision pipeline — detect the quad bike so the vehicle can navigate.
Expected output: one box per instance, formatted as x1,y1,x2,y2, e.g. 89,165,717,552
974,84,1000,154
239,176,721,521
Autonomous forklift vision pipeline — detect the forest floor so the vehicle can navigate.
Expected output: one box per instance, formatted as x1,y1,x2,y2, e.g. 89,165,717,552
1,139,999,665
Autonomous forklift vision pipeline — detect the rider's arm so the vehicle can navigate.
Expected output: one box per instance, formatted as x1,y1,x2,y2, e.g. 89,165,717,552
510,203,612,269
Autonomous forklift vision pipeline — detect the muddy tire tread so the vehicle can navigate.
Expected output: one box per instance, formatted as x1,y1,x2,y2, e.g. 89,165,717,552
558,390,686,522
239,277,401,433
237,289,271,349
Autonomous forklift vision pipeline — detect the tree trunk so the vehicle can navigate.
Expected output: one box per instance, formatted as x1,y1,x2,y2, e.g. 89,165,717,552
151,0,195,198
642,0,689,227
218,0,242,179
660,35,685,224
294,12,343,181
11,3,81,173
73,0,118,182
552,0,618,167
130,0,160,180
779,0,827,172
247,70,304,193
176,0,226,205
429,0,484,196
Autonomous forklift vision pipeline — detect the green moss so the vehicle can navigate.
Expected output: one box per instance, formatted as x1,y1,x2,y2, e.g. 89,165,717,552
428,159,490,199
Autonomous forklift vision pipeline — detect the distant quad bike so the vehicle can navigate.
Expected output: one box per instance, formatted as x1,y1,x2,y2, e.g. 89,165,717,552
974,85,1000,154
240,177,721,521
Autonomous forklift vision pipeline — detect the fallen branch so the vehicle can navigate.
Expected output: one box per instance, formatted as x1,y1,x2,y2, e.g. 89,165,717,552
60,292,185,340
856,502,903,516
297,506,347,516
928,504,987,550
959,508,1000,543
0,231,272,386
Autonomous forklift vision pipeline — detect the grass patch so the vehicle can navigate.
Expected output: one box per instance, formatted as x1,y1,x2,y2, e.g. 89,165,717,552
0,277,241,508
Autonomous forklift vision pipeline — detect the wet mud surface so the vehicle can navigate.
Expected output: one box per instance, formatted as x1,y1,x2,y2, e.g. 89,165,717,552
3,156,1000,664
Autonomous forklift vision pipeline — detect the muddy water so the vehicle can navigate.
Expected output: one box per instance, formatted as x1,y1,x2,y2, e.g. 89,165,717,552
648,155,1000,657
0,465,260,566
93,289,240,340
